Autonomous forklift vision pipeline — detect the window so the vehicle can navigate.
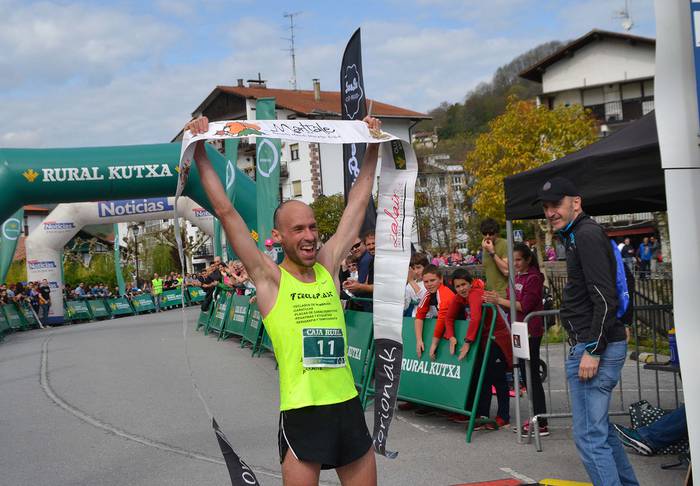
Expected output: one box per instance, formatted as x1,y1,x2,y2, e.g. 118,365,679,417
439,175,445,185
292,180,302,197
290,143,299,161
440,196,447,207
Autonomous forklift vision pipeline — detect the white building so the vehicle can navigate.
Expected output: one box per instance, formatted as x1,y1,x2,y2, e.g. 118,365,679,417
415,155,469,252
520,29,655,133
175,78,429,204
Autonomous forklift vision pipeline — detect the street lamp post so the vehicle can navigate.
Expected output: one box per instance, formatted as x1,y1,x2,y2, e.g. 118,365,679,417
131,224,141,287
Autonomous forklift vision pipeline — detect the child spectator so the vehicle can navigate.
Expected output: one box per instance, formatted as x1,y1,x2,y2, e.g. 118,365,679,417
445,268,512,429
404,253,428,317
484,242,548,436
415,265,455,359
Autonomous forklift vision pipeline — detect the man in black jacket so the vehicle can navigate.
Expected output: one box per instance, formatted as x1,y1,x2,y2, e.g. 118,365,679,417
537,177,638,486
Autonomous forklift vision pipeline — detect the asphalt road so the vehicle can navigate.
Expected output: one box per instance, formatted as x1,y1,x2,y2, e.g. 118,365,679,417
0,309,686,485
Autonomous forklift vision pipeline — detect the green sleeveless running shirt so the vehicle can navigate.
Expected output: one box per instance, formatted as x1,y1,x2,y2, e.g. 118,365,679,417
264,263,357,411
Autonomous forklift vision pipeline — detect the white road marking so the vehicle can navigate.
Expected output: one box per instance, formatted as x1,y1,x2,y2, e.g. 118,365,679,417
395,413,431,433
499,467,537,483
39,337,292,483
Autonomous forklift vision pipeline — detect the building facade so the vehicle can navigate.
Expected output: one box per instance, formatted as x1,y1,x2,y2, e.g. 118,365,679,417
415,154,469,252
520,30,655,133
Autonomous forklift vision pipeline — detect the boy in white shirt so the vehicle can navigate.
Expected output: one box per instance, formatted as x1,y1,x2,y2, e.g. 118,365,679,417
404,253,429,317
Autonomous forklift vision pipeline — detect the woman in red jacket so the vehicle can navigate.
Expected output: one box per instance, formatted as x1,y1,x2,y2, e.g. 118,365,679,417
484,242,548,436
445,268,512,429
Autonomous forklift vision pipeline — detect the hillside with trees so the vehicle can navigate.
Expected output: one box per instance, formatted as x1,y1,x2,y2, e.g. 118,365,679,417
414,40,565,160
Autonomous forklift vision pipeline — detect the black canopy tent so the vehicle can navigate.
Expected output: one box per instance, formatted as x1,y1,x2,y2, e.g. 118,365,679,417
504,112,666,220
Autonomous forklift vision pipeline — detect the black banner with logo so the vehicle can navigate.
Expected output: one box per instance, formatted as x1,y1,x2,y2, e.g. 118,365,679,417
341,28,376,231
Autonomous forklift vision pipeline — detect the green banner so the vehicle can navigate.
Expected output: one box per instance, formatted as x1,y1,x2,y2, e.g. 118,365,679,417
222,294,250,338
224,138,240,260
107,297,134,316
242,303,263,347
0,310,10,336
65,300,92,321
161,289,183,308
187,286,206,303
213,220,223,258
0,143,256,231
207,290,232,335
344,310,375,387
0,208,23,284
113,224,126,296
131,294,155,313
87,299,111,319
18,302,40,328
255,98,281,250
397,317,485,411
2,304,24,330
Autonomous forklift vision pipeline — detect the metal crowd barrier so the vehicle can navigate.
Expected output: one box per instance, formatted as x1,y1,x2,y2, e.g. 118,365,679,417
514,301,682,452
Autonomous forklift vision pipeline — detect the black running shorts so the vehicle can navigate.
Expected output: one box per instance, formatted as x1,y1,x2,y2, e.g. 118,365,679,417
278,396,372,470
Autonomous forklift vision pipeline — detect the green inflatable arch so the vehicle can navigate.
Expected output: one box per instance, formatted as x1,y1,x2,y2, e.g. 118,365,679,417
0,143,256,227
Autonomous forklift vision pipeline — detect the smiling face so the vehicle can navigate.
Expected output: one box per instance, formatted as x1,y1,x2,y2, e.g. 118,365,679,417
422,271,442,294
542,196,581,232
364,234,376,256
272,201,319,268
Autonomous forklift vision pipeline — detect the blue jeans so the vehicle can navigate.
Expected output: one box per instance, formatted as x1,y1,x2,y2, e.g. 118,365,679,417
566,341,639,486
638,404,687,451
154,293,161,312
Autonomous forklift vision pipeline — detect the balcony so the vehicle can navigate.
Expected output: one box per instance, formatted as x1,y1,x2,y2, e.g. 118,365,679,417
586,97,654,124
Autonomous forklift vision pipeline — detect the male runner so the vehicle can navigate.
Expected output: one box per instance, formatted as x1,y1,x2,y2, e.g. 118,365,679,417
186,116,379,486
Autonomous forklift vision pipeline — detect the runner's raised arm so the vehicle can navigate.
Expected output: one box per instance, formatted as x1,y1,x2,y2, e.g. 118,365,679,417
185,117,280,291
318,116,381,275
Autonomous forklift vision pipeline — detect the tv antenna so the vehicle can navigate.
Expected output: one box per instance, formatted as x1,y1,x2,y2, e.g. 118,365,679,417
613,0,634,31
283,12,301,90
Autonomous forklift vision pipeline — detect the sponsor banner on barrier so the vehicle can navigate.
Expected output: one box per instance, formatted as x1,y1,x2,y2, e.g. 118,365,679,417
108,298,134,315
97,198,174,218
132,294,155,312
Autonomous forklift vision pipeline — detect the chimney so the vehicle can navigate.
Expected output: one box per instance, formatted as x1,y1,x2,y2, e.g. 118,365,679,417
247,72,267,88
237,78,244,87
312,78,321,101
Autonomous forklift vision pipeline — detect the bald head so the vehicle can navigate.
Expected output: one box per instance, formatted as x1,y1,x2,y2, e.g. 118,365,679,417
273,200,313,230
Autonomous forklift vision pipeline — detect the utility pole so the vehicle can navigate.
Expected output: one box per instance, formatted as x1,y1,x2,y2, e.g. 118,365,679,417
283,12,301,90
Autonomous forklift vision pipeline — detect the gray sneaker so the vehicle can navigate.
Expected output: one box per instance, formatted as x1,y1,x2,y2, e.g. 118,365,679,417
613,423,654,456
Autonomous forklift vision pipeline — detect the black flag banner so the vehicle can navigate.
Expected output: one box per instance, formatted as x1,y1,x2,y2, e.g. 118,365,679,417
213,418,261,485
341,27,376,231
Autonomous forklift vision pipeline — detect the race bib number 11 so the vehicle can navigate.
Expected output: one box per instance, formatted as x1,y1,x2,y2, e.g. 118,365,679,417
302,328,346,368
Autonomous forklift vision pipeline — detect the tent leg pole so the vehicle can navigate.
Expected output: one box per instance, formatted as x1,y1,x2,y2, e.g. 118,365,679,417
506,220,521,443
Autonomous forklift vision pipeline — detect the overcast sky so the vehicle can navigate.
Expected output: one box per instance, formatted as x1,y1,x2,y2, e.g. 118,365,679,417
1,0,655,148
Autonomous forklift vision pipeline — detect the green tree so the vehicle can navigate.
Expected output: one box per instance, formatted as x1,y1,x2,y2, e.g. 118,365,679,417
64,253,117,288
309,194,345,242
465,97,598,221
151,242,178,276
6,260,27,283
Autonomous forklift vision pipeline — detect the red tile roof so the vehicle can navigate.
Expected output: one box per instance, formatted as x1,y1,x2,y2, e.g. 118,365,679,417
23,205,50,212
13,236,26,261
198,85,429,120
